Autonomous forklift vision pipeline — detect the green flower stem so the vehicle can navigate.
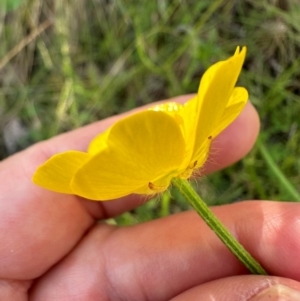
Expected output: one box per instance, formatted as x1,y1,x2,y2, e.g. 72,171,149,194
257,139,300,202
171,178,267,275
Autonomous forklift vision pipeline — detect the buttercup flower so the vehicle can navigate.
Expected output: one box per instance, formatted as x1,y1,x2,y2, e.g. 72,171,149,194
33,46,248,201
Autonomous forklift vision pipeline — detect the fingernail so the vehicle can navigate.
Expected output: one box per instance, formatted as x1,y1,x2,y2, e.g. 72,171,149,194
250,284,300,301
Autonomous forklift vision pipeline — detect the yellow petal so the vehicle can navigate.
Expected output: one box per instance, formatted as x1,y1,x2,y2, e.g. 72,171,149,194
33,151,90,194
211,87,248,138
199,46,246,99
179,47,247,166
195,46,246,139
71,110,185,200
88,129,110,155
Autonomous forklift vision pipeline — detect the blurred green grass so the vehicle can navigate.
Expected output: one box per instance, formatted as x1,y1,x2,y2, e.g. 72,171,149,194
1,0,300,225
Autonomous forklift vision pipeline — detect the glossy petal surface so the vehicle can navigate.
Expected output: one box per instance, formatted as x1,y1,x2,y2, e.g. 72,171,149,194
151,101,188,138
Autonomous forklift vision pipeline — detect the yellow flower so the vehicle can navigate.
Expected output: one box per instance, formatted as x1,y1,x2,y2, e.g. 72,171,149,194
33,46,248,201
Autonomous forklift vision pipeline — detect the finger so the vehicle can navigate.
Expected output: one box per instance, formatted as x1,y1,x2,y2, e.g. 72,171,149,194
0,279,31,300
0,95,258,280
0,95,194,280
171,276,300,300
1,95,258,221
0,152,94,280
30,201,300,301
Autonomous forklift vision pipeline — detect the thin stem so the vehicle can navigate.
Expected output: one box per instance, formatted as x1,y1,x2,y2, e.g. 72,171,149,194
171,178,267,275
257,139,300,202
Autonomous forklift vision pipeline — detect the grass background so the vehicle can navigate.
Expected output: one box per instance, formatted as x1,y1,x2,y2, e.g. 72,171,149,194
1,0,300,225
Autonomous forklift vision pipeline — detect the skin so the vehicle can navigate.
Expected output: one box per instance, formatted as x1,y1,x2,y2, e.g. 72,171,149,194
1,95,300,300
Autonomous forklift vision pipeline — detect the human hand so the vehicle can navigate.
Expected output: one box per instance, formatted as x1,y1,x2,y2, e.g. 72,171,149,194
1,95,300,301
